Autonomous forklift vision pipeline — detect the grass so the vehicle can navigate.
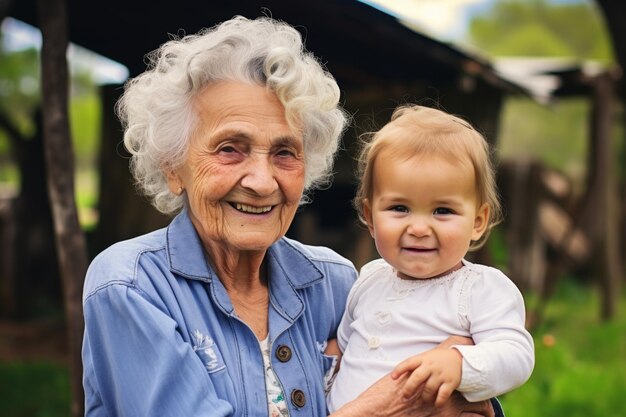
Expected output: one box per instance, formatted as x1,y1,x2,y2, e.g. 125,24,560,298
499,280,626,417
0,361,70,417
0,281,624,416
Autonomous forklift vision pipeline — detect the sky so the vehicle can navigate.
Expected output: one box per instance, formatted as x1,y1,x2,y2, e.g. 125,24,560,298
360,0,495,42
1,17,129,84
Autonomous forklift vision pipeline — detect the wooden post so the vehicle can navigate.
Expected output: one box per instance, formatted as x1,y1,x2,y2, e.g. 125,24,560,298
37,0,87,416
596,0,626,288
578,72,622,320
591,73,622,320
498,159,547,294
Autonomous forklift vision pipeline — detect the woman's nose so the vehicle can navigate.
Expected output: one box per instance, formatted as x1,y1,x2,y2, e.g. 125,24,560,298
240,156,279,196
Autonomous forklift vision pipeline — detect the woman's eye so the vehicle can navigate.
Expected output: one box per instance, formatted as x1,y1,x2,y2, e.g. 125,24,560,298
219,145,237,154
434,207,453,215
276,148,296,157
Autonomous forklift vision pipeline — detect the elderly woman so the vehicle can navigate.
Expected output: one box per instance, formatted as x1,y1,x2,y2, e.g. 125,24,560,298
81,16,499,417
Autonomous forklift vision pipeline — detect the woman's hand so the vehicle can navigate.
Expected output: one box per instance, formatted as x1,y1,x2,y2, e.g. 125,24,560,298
333,373,494,417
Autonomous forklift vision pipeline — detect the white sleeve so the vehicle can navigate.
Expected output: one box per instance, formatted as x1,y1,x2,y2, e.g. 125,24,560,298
452,267,535,401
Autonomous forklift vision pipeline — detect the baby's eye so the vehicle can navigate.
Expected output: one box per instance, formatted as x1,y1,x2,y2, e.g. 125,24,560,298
433,207,453,215
389,205,409,213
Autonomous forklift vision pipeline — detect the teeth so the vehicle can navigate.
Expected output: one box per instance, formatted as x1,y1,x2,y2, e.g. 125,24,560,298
235,203,272,214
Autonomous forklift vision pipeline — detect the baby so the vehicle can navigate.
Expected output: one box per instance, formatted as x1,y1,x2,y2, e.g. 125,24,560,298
327,105,534,412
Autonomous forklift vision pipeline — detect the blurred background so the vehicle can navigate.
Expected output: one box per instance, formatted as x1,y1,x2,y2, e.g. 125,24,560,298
0,0,624,416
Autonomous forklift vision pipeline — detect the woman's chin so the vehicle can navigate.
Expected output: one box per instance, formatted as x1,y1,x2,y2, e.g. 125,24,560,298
228,232,282,252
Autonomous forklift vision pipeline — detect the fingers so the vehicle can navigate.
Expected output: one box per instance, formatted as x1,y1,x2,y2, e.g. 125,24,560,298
400,369,428,399
391,356,422,379
406,370,454,406
434,382,455,407
419,374,442,404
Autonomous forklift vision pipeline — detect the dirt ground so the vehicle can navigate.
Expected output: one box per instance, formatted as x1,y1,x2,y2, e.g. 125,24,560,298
0,319,68,364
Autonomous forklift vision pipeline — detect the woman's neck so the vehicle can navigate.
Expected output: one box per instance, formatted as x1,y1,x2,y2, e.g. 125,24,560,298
203,240,270,340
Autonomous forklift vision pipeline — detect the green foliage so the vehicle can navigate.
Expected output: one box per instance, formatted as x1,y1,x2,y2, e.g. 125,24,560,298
0,361,70,417
70,92,102,163
0,46,40,112
0,38,102,201
498,95,624,188
469,0,614,62
499,281,626,417
497,97,590,185
488,22,572,56
0,45,40,141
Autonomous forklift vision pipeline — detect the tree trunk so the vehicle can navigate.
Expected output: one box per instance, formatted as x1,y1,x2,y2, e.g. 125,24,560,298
37,0,87,416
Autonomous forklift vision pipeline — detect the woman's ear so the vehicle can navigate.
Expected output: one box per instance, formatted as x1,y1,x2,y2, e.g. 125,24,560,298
166,169,183,195
363,199,375,237
471,203,490,241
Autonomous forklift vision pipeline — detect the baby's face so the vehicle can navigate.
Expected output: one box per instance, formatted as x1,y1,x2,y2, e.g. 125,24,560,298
363,152,489,280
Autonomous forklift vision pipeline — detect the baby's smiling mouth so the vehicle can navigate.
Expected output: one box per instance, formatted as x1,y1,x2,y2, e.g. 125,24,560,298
404,247,436,253
230,202,273,214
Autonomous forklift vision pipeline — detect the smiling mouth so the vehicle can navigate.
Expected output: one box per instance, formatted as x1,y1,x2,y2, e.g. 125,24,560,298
405,247,436,253
230,202,273,214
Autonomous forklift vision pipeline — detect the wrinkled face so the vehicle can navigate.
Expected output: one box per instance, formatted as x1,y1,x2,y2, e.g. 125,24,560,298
364,150,489,279
168,82,305,254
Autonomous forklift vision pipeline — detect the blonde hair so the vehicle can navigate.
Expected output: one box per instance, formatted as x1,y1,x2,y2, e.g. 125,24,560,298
354,105,502,250
117,16,348,214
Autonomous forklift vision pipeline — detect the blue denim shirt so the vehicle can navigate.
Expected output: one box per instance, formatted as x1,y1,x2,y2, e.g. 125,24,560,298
82,209,357,417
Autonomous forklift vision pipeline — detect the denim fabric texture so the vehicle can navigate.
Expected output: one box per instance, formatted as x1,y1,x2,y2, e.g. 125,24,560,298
82,209,357,417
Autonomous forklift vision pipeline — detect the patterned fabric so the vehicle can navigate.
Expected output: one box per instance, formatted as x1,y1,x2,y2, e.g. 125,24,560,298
260,338,290,417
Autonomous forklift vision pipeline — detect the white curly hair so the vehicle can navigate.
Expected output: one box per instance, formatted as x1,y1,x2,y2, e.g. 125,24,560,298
116,16,348,214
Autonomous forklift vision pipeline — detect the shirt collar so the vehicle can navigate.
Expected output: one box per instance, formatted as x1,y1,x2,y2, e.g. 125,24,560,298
166,209,324,289
166,209,214,281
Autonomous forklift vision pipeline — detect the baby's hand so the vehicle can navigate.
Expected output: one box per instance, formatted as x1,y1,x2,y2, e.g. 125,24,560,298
391,348,463,407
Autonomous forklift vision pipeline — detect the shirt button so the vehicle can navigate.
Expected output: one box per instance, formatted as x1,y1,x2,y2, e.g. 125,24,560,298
275,345,292,362
291,389,306,407
368,336,380,349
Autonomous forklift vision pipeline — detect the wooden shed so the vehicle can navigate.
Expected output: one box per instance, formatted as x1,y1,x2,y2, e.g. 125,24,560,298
7,0,527,266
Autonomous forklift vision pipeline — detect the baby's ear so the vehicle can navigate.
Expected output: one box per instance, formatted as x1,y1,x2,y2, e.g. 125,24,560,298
472,203,490,241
